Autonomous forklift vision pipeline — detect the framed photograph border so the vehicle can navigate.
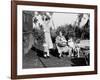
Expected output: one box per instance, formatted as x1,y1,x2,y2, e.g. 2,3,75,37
11,0,97,79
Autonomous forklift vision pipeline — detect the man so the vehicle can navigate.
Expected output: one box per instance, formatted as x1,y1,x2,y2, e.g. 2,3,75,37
55,31,72,58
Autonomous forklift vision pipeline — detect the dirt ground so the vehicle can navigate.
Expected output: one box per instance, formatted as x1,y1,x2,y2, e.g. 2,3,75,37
23,40,89,69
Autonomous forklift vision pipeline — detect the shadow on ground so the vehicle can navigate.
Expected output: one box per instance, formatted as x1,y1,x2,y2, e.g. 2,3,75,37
23,46,89,69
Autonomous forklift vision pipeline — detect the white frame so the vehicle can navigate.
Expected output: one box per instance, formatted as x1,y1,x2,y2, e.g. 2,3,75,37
17,5,95,75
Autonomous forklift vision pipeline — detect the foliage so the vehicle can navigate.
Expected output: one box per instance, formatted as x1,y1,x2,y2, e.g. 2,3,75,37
51,20,90,43
55,24,75,40
32,28,45,48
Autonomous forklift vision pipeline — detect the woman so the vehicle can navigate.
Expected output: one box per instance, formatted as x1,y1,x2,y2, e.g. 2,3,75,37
42,14,53,58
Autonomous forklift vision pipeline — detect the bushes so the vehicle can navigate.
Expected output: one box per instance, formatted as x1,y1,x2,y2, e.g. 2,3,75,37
55,24,75,40
53,22,89,41
51,23,89,42
32,28,45,50
33,28,44,43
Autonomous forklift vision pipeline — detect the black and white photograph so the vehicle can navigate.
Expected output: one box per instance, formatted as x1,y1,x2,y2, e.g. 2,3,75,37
22,11,90,69
11,1,97,79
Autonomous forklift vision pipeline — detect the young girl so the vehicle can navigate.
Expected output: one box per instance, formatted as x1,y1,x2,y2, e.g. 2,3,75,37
42,14,53,58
